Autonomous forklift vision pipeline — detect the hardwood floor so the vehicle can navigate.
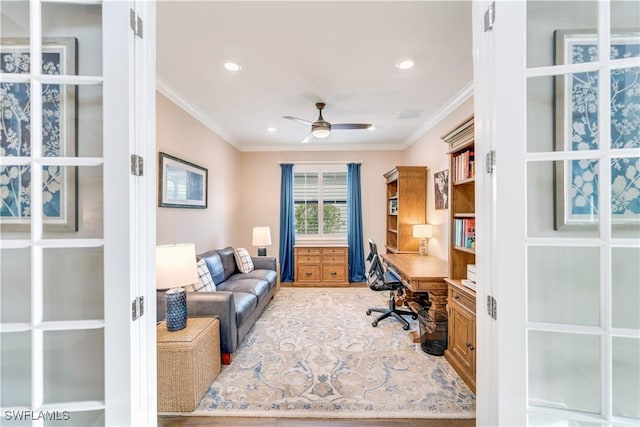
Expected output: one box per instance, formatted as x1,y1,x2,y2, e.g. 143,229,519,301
158,416,475,427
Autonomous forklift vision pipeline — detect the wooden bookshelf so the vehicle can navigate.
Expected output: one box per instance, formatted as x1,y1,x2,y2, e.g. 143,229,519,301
383,166,427,254
442,115,476,393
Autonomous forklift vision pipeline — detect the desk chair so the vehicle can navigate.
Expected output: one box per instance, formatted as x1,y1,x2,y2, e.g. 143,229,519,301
366,254,417,330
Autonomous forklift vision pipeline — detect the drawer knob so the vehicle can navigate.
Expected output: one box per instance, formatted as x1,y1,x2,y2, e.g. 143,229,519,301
330,271,337,276
305,271,312,276
454,295,460,300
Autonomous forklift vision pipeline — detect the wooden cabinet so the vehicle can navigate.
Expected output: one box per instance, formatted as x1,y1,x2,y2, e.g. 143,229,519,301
442,115,476,393
445,280,476,393
383,166,427,254
294,246,348,286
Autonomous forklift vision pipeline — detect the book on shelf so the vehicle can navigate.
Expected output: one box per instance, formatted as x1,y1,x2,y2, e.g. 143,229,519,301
453,218,476,249
453,148,475,182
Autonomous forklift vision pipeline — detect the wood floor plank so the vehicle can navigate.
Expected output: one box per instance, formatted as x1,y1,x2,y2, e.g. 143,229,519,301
158,416,475,427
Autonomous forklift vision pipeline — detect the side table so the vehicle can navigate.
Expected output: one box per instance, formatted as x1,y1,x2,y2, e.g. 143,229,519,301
157,317,221,412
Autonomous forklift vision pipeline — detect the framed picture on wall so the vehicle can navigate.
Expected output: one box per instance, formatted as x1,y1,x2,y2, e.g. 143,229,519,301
434,169,449,210
554,30,640,228
159,152,208,208
0,37,78,232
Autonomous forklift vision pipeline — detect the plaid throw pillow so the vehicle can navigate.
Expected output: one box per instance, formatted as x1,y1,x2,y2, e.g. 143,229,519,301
185,259,216,292
234,248,254,273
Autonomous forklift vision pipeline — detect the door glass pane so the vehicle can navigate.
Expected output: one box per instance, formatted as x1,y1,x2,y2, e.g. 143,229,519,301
0,165,31,239
1,0,29,59
43,247,103,321
42,2,102,77
44,411,104,427
527,1,598,68
527,161,599,237
43,329,104,403
528,331,601,414
528,412,606,426
528,246,599,326
0,248,30,323
42,165,103,239
611,64,640,151
612,247,640,329
611,0,640,56
0,331,31,407
612,337,640,419
611,157,640,239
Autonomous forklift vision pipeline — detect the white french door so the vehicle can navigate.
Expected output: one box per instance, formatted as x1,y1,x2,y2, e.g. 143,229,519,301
474,0,639,425
0,1,156,425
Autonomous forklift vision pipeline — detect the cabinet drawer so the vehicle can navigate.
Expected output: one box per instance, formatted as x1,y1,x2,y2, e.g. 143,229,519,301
322,254,346,264
297,265,321,281
450,287,475,313
298,255,321,264
322,247,346,255
296,248,321,256
322,265,346,282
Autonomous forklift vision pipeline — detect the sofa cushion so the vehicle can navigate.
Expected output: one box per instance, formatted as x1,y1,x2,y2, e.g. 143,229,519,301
197,250,226,285
237,269,277,289
232,291,257,326
218,278,270,303
216,247,238,280
185,259,216,292
234,248,254,273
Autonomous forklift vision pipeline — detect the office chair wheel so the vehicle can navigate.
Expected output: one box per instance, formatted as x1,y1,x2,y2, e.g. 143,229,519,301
366,310,372,315
372,320,378,327
403,323,410,331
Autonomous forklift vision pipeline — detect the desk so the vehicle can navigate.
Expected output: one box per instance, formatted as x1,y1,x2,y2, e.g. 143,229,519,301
380,253,448,313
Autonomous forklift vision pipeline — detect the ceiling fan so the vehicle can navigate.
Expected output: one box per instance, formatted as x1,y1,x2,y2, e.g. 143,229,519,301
284,102,374,143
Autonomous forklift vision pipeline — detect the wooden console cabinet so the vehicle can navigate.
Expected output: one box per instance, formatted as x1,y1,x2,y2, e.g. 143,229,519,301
294,246,348,286
445,279,476,393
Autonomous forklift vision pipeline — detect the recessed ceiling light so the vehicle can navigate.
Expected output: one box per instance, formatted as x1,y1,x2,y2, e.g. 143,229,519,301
224,62,242,72
267,127,277,132
395,59,414,70
367,125,376,131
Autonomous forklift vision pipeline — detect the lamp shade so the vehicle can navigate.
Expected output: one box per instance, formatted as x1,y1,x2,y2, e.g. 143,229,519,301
413,224,433,239
156,244,198,290
252,226,272,246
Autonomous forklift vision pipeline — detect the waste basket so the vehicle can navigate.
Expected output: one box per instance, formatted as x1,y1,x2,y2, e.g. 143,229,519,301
418,309,448,356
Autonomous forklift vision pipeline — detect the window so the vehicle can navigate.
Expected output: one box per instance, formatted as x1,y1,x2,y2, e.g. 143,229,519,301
293,165,347,238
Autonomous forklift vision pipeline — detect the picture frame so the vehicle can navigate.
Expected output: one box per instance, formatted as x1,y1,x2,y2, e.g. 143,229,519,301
434,169,449,210
0,37,78,232
554,30,640,229
159,152,208,208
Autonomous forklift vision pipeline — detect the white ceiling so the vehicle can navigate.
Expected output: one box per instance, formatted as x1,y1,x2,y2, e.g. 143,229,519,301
156,1,473,152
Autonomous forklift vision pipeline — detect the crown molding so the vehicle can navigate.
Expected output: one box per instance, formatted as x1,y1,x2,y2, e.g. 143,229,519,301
156,78,240,149
240,143,405,152
402,81,474,148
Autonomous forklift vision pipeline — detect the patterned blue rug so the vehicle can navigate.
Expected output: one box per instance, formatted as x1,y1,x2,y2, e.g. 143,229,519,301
190,288,475,418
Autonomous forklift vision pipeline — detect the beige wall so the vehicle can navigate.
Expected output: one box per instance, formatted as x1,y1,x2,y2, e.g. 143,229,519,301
157,91,473,264
237,150,405,258
403,97,474,260
156,92,242,253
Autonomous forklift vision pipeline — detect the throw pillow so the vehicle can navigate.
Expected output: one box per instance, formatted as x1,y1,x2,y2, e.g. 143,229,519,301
185,259,216,292
234,248,254,273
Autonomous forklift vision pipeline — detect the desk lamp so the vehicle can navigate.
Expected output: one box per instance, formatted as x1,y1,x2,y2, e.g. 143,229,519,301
156,243,198,331
413,224,432,256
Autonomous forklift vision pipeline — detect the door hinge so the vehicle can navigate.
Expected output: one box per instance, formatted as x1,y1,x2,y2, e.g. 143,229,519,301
486,295,497,320
131,296,145,321
486,150,496,174
131,154,144,176
484,2,495,32
129,9,143,38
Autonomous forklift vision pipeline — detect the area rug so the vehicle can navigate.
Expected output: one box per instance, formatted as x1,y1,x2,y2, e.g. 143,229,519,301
187,288,475,418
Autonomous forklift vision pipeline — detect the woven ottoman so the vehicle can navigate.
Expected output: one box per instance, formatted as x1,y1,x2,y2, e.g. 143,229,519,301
157,317,221,412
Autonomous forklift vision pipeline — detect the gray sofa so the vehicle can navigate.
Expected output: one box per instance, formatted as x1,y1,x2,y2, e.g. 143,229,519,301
157,247,278,363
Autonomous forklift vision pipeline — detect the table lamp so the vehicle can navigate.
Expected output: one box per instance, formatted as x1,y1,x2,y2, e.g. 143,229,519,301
252,226,272,256
156,243,198,331
413,224,432,256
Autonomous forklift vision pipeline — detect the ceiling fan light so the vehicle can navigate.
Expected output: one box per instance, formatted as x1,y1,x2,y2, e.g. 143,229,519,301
395,59,414,70
312,128,331,139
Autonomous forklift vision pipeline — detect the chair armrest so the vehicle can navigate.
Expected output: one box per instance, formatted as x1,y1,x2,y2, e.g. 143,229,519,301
251,256,276,271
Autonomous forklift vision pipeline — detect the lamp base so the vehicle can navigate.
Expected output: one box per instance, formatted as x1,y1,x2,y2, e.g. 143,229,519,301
418,238,429,256
165,288,187,331
257,247,267,256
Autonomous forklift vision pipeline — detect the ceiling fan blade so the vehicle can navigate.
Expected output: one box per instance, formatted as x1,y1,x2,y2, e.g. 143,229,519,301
332,123,373,130
284,116,312,126
301,133,313,144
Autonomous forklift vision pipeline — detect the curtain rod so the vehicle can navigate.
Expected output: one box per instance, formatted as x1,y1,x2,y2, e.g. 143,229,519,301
277,160,362,164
